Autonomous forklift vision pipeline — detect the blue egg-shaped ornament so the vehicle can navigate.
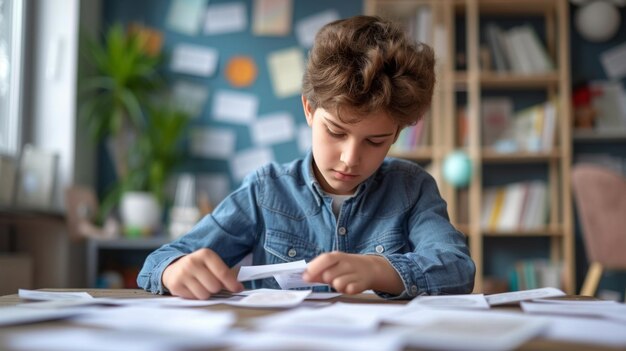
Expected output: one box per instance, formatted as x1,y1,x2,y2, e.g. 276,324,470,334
442,151,472,188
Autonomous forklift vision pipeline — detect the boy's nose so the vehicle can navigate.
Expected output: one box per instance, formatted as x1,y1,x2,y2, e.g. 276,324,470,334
340,141,360,168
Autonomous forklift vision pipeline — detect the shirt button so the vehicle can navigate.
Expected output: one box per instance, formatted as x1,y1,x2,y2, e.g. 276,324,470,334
338,227,347,235
375,245,384,253
288,248,297,257
411,285,418,295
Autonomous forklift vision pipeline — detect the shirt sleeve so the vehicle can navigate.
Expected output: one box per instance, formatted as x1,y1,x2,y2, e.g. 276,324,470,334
137,174,262,294
375,171,476,299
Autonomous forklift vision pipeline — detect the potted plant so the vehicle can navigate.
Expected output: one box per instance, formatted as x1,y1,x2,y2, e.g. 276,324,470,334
81,24,190,236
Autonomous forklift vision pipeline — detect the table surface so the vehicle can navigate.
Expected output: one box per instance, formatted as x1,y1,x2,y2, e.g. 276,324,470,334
0,289,619,351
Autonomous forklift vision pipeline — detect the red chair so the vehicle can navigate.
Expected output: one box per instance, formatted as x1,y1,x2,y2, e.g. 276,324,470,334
571,163,626,297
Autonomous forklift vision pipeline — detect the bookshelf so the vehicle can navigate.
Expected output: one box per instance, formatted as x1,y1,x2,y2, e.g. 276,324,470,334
366,0,575,294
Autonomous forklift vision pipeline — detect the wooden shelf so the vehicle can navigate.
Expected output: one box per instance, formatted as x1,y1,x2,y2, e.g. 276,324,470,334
453,0,558,15
481,149,560,163
388,148,433,162
482,227,563,237
455,72,559,90
573,129,626,142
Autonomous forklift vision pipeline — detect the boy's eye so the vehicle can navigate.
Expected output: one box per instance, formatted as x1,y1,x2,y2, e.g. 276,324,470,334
368,139,385,147
326,127,345,138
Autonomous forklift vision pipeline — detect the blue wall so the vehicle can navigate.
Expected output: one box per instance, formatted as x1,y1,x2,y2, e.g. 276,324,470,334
99,0,364,201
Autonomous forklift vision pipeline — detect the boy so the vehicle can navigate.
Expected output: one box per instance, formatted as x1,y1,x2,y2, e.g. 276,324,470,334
138,15,475,300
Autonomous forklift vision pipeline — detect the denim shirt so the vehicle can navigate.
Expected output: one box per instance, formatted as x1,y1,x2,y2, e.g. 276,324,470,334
138,152,475,299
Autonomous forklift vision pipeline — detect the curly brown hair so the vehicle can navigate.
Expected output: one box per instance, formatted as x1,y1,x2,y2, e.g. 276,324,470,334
302,15,435,127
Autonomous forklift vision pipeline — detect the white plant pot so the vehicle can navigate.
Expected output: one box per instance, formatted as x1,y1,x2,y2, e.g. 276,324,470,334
120,191,161,237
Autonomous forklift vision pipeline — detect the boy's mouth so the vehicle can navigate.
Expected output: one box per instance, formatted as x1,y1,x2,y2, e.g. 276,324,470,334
332,170,358,180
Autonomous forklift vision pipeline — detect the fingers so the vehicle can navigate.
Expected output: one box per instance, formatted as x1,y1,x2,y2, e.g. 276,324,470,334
163,248,244,299
303,252,342,282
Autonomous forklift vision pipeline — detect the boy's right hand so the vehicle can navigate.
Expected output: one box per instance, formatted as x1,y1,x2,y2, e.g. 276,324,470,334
161,248,244,300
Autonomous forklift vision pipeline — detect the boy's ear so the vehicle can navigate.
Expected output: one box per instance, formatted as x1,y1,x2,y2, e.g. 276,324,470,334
302,95,314,127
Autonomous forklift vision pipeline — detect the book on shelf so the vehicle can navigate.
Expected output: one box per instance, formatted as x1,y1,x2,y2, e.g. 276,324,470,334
484,23,554,75
481,181,548,231
510,259,562,291
390,118,429,153
493,100,557,153
481,98,513,147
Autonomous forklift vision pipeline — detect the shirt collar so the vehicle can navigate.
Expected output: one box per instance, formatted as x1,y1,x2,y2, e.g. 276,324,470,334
301,150,380,206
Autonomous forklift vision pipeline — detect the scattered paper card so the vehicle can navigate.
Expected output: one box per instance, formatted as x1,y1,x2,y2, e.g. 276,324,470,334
0,306,83,326
190,127,236,159
204,2,247,35
237,260,306,281
166,0,207,35
230,290,311,308
18,289,93,301
521,301,626,324
170,44,218,77
295,10,340,48
212,90,259,124
74,306,236,337
251,112,295,145
408,294,490,310
485,287,565,306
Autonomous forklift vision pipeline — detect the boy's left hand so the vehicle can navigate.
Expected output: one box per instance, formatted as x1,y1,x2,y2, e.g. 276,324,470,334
302,252,403,295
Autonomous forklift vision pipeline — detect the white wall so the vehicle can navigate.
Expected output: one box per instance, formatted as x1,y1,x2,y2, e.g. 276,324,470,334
30,0,98,210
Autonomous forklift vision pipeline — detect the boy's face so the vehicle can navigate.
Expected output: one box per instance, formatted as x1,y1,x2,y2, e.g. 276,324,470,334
302,96,399,195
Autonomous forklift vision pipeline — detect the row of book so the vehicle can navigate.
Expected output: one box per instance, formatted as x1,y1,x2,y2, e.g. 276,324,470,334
390,118,429,153
481,181,549,231
485,23,554,74
457,98,557,152
509,259,563,291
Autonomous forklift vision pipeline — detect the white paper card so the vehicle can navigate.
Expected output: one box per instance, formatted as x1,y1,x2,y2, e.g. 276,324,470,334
521,301,626,324
230,147,274,182
0,306,82,326
267,48,305,98
172,80,209,118
166,0,207,35
297,124,312,153
295,10,340,48
204,2,247,35
190,127,236,159
170,44,218,77
18,289,93,301
212,90,259,124
74,306,236,336
238,260,306,281
601,41,626,80
230,290,311,308
273,270,327,289
251,112,295,145
485,287,565,306
408,294,490,310
252,0,293,36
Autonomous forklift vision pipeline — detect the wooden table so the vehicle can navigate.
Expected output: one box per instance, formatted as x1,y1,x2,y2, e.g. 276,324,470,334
0,289,619,350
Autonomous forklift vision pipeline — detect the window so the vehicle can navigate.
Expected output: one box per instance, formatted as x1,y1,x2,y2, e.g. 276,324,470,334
0,0,25,156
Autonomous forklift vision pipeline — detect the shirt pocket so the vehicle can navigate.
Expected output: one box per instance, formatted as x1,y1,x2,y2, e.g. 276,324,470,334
354,231,406,256
263,229,323,264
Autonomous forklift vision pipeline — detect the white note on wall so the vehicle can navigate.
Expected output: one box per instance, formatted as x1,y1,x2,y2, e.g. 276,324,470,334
172,80,209,118
295,10,340,48
297,124,312,153
267,47,305,98
230,147,274,182
601,41,626,80
166,0,207,35
190,127,236,159
212,90,259,124
251,112,295,145
170,44,219,77
204,2,247,35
